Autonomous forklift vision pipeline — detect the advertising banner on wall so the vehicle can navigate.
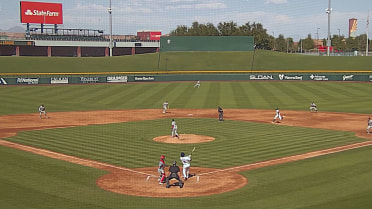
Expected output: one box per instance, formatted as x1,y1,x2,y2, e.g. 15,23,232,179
20,1,63,24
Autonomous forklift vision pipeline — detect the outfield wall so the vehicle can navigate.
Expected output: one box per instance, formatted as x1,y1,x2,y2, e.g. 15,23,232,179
1,72,372,85
160,36,255,52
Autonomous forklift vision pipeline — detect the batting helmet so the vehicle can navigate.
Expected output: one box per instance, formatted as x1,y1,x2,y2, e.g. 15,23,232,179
180,152,185,157
160,155,165,159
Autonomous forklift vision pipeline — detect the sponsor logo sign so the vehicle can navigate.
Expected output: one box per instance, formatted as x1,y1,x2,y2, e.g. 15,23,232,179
342,75,354,81
279,74,303,80
51,77,68,84
20,1,63,24
80,77,99,83
369,75,372,82
310,74,329,81
17,77,39,84
250,74,273,80
107,76,128,83
0,78,8,85
134,76,155,81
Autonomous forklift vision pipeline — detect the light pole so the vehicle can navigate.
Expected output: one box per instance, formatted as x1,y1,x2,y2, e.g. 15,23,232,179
326,0,332,56
367,11,370,56
108,0,113,57
316,27,320,53
337,28,340,37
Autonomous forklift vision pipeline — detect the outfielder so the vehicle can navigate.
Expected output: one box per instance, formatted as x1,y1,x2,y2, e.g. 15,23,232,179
171,119,180,139
180,152,191,180
310,101,318,112
194,80,200,88
158,155,166,184
272,107,283,123
367,117,372,134
162,101,169,113
38,104,47,119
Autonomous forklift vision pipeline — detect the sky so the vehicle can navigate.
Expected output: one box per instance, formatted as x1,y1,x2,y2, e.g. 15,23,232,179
0,0,371,40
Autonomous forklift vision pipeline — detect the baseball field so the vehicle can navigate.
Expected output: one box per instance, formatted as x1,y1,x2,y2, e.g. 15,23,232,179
1,51,372,209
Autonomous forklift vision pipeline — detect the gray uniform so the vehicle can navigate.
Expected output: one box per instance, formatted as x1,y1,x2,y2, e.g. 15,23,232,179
367,118,372,134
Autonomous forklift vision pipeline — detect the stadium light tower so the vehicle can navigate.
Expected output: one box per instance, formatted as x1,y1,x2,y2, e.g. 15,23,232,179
326,0,332,56
108,0,113,57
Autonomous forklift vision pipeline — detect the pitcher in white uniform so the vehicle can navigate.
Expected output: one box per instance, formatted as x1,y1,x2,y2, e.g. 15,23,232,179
171,119,179,139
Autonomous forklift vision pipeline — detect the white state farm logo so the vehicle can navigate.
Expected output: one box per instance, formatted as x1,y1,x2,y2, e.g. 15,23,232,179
25,9,60,17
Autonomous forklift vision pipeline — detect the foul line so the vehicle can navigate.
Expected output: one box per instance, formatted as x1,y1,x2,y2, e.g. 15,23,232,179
197,140,372,176
0,140,157,177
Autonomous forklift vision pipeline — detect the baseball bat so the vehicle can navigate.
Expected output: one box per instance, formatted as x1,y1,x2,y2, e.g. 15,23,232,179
191,147,196,153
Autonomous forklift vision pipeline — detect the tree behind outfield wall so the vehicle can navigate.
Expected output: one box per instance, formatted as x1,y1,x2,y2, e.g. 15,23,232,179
301,34,315,50
170,21,272,50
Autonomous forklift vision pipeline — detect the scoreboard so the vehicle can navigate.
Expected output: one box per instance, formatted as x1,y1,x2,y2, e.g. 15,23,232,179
0,40,35,46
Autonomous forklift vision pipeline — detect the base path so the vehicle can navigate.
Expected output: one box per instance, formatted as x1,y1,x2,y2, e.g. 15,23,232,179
0,109,371,197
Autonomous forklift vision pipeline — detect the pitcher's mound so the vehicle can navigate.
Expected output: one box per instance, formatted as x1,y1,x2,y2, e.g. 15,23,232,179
153,134,215,144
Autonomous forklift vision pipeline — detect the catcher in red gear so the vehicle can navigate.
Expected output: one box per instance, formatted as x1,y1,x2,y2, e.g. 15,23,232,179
158,155,166,184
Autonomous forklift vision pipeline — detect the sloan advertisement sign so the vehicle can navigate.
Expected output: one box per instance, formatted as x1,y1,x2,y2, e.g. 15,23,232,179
20,1,63,24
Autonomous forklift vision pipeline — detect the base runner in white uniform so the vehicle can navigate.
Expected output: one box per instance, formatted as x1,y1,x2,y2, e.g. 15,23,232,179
180,152,191,180
367,117,372,134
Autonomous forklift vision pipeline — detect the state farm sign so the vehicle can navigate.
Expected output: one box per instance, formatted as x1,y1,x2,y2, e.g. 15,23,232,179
20,1,63,24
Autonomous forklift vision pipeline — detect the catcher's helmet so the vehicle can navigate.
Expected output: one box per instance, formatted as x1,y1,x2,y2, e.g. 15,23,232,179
180,152,185,157
172,161,177,166
160,155,165,159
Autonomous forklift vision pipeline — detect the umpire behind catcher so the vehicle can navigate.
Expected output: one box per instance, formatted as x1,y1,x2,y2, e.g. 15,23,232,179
165,161,183,188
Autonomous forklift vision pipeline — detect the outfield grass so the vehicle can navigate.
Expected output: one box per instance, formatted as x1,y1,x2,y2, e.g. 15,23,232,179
1,50,372,73
1,82,371,115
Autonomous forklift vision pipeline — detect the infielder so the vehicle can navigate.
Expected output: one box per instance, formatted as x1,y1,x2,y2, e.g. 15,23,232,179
367,117,372,134
171,119,180,139
218,106,224,121
162,101,169,113
38,104,47,119
310,101,318,112
194,80,200,88
272,107,283,123
180,152,191,180
158,155,166,184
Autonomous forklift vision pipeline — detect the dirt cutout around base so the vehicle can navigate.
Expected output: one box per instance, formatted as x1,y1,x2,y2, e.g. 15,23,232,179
1,109,372,197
